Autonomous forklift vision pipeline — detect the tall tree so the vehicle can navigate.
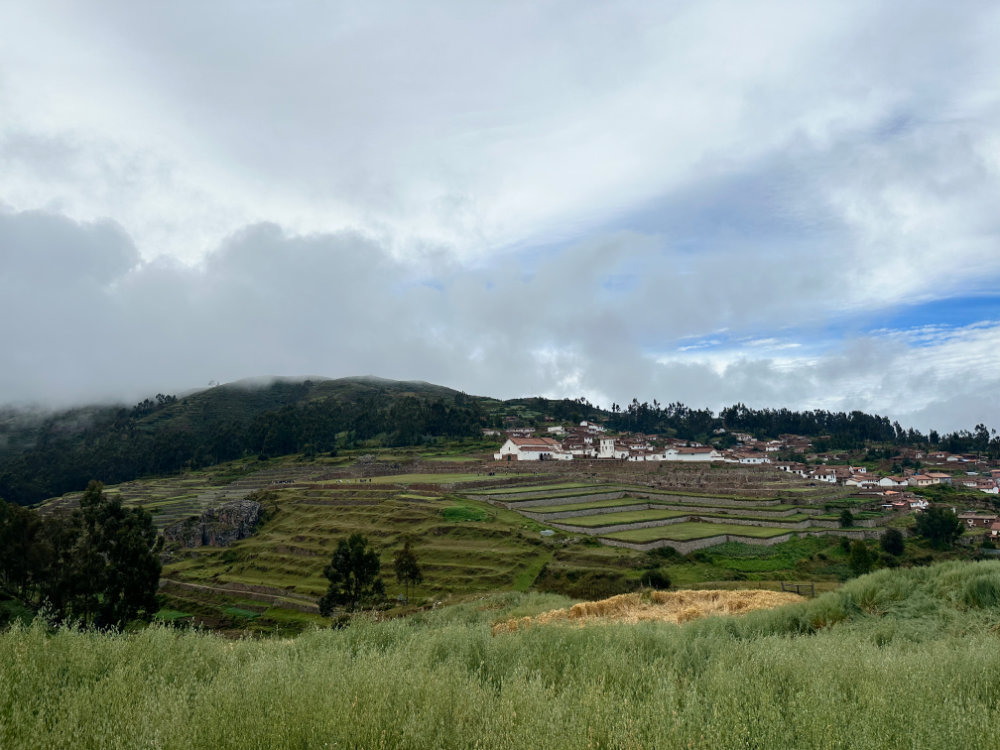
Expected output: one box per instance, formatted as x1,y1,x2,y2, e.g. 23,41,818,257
319,534,385,615
67,481,163,627
393,540,423,603
0,483,162,628
880,528,905,557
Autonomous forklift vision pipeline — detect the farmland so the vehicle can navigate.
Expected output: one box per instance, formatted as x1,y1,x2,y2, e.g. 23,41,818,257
465,467,894,554
26,449,982,631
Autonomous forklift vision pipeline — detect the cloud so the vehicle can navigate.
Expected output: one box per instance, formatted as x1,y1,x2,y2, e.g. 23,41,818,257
3,4,1000,434
3,1,999,269
1,207,999,434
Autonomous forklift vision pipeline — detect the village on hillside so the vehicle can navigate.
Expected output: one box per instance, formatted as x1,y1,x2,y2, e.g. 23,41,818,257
490,420,1000,501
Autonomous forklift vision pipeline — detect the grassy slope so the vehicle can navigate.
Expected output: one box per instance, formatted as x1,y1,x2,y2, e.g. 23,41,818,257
158,478,555,630
4,561,1000,749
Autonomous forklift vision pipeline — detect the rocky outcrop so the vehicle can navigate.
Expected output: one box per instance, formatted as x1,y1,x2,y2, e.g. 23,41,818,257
164,498,263,548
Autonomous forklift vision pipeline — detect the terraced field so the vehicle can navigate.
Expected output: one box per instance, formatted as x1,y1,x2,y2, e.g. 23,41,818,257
36,457,558,632
554,508,690,527
465,474,892,553
158,478,553,630
33,456,902,627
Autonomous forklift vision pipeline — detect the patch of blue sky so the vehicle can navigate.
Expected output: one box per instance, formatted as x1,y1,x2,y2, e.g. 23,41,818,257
863,294,1000,340
651,328,819,359
647,292,1000,362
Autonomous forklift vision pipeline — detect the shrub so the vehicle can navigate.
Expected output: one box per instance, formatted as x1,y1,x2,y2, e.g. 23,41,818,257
640,569,672,590
849,541,875,576
914,506,964,549
880,528,905,556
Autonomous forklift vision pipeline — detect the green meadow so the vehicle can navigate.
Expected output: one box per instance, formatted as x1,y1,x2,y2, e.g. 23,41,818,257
4,562,1000,749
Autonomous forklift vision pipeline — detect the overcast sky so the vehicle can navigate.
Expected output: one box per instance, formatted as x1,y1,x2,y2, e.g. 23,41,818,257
2,1,1000,432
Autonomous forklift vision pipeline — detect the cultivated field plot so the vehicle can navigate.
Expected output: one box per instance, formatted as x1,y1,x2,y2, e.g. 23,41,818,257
366,472,501,485
531,497,655,513
554,508,689,527
469,482,604,496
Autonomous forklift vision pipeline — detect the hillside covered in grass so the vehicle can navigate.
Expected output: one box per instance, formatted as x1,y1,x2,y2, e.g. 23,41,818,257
3,560,1000,749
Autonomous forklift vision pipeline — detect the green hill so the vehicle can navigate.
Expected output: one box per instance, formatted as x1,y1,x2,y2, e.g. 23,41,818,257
0,376,489,506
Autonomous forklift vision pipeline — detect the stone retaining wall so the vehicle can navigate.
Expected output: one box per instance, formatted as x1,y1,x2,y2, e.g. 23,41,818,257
655,504,821,519
599,527,882,554
631,491,783,507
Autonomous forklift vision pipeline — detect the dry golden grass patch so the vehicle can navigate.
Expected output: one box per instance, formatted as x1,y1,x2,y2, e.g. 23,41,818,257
492,589,803,634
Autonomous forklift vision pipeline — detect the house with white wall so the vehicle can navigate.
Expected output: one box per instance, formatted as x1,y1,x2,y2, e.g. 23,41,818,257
663,447,722,462
495,437,571,461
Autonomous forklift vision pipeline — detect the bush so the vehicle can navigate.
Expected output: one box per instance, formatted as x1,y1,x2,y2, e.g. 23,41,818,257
914,506,964,549
880,528,905,556
640,569,672,590
849,541,875,576
840,509,855,528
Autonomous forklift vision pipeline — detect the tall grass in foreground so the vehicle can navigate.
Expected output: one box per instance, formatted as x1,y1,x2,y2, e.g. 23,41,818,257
4,561,1000,749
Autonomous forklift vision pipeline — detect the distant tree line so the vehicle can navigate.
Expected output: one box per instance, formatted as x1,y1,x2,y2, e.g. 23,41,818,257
0,482,162,628
607,399,717,441
607,399,1000,457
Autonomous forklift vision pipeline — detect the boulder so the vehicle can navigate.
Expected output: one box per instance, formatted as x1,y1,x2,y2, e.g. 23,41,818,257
164,498,263,548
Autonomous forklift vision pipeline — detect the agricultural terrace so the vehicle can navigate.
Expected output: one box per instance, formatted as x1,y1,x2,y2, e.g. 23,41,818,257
29,455,915,629
38,456,561,633
465,467,893,552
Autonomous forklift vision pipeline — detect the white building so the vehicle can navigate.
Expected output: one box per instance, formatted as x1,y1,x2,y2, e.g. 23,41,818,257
598,438,630,459
663,447,723,462
495,437,572,461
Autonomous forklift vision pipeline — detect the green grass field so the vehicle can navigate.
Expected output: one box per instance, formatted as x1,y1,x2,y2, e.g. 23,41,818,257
5,562,1000,749
555,508,689,527
528,497,651,513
